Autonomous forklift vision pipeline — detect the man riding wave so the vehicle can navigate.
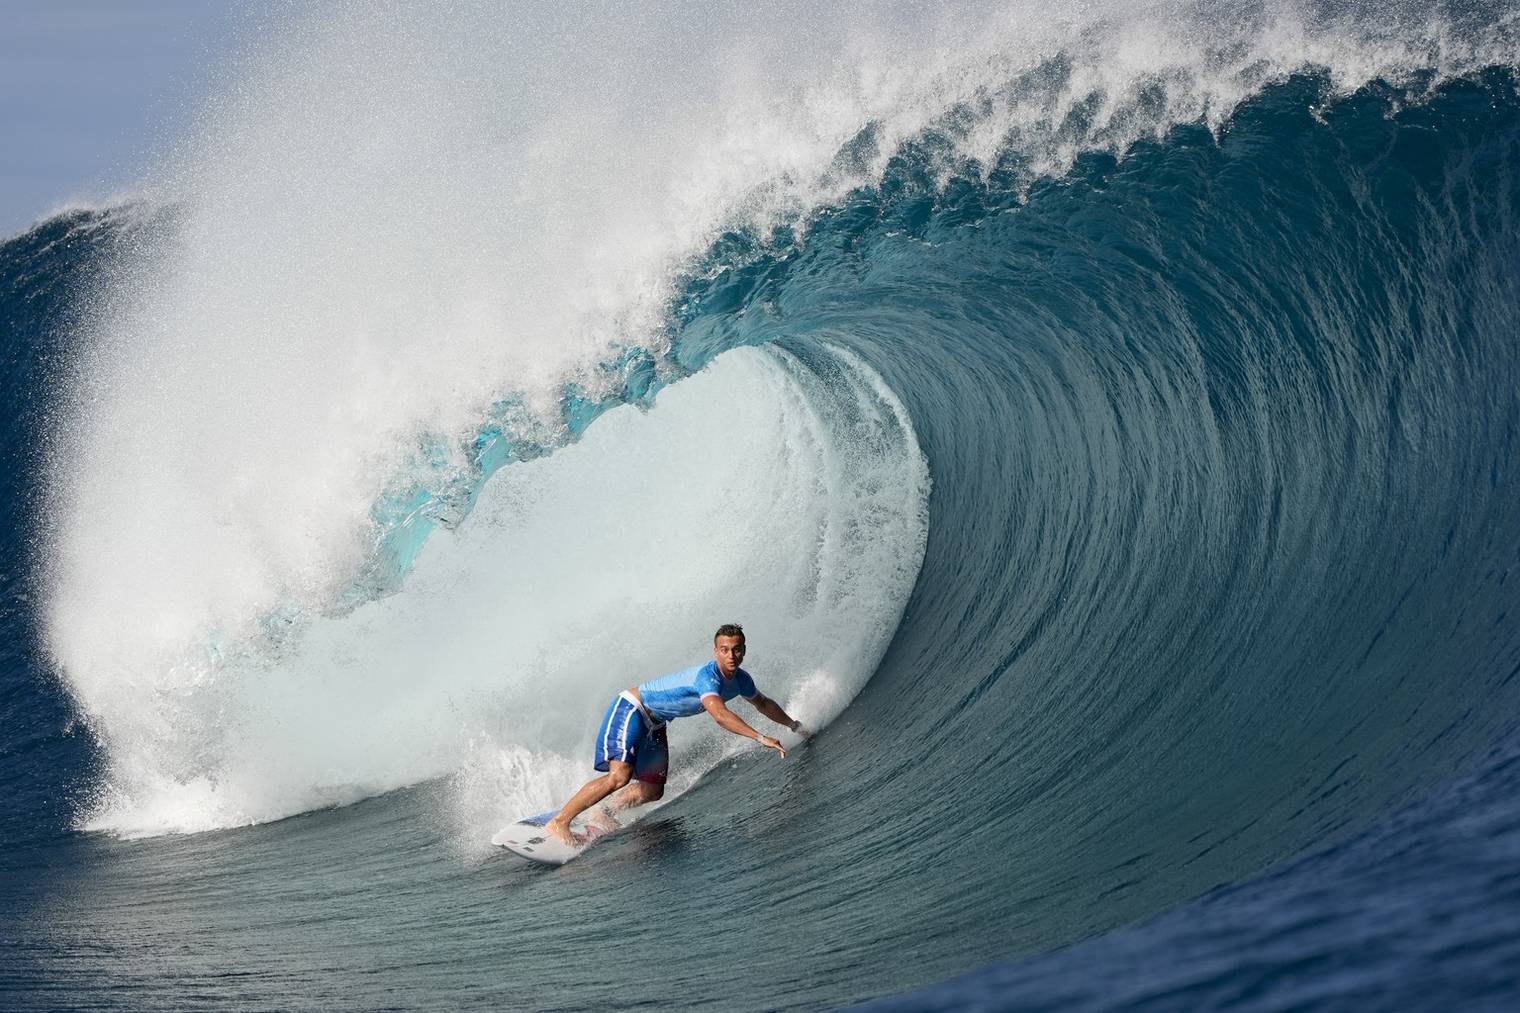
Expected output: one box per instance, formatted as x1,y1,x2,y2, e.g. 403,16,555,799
545,623,806,845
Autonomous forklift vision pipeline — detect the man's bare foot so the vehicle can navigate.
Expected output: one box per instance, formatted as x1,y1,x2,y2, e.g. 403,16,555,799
544,817,581,846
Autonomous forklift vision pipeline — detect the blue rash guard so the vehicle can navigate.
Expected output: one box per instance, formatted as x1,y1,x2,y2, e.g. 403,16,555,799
637,660,759,723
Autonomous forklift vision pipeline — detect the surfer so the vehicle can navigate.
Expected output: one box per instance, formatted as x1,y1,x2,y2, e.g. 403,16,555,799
544,624,806,846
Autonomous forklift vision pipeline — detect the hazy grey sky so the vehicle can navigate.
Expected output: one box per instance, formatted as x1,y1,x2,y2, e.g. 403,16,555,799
0,0,241,237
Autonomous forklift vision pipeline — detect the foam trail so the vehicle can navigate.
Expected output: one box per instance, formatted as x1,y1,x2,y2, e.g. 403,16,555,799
78,346,927,836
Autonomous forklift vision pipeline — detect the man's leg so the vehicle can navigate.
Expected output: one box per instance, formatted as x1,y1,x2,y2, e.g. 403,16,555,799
605,780,664,813
600,724,668,822
546,695,643,844
546,760,631,844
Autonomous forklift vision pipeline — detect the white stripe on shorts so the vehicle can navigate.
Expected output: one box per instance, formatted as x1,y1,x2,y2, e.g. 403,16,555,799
615,699,637,759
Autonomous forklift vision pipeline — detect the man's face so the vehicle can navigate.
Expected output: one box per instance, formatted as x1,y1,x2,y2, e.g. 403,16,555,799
714,635,746,677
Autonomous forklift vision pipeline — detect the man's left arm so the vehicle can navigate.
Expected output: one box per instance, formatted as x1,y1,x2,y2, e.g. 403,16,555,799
748,693,808,736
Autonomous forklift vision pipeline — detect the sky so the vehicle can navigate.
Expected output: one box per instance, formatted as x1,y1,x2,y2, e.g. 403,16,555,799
0,1,241,237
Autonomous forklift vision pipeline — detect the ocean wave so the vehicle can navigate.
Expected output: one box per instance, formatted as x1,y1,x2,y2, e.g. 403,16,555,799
8,3,1520,1008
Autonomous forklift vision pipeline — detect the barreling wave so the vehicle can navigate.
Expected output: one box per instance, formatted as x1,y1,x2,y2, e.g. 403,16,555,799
10,1,1520,1008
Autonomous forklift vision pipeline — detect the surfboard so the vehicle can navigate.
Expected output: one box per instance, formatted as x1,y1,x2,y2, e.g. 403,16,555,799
492,809,614,865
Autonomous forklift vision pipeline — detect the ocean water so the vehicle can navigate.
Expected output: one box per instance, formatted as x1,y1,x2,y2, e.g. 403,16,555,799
4,3,1520,1009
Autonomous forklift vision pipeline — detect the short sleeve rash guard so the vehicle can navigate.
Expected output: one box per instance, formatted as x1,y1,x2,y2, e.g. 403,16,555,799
637,660,758,722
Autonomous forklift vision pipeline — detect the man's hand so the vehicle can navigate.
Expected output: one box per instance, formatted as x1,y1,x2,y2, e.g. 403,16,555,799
757,734,787,758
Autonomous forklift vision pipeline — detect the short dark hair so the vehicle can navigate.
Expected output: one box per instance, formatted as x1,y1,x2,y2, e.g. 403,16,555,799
714,623,745,642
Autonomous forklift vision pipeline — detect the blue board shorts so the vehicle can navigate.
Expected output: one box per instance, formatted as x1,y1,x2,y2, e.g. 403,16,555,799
593,692,669,785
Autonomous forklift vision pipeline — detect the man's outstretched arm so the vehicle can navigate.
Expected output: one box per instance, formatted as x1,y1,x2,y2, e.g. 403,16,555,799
748,693,808,736
701,695,787,756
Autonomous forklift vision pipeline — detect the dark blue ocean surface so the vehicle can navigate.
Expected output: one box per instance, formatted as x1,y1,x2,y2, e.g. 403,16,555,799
867,729,1520,1011
4,44,1520,1013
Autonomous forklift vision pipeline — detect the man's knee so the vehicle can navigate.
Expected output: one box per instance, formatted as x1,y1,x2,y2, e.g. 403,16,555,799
645,783,664,801
606,766,633,790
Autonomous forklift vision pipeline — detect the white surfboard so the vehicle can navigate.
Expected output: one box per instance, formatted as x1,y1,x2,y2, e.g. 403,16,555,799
492,809,614,865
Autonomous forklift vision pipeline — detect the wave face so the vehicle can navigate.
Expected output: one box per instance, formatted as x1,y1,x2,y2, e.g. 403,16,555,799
7,3,1520,1010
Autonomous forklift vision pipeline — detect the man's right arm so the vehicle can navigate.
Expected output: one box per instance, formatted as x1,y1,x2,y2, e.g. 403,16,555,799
701,695,786,757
